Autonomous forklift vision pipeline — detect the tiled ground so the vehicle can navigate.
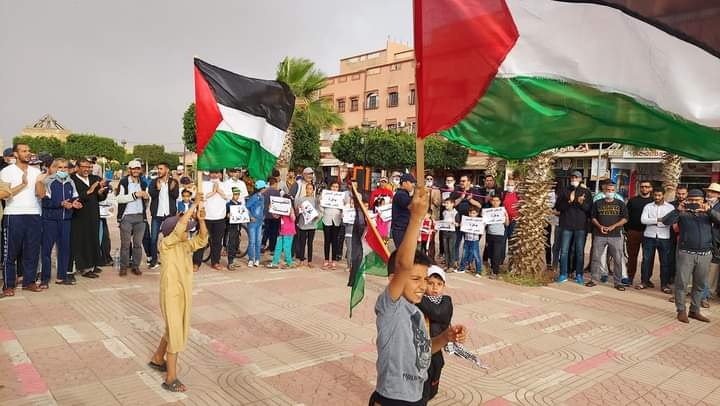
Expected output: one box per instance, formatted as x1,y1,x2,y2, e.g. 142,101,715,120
1,219,720,405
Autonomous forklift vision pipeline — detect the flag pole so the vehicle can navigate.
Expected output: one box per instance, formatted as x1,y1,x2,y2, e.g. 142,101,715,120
412,0,425,183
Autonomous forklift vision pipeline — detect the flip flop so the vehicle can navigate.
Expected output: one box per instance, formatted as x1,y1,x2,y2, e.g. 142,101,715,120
148,361,168,372
161,378,186,392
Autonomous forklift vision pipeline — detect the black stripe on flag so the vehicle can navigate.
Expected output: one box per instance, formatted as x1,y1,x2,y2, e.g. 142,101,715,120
552,0,720,58
194,58,296,131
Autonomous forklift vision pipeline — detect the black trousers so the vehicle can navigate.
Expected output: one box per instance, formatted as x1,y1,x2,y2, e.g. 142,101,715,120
206,219,226,265
296,229,315,261
323,225,341,261
487,234,506,274
545,224,553,266
336,224,346,261
263,218,280,251
227,224,241,263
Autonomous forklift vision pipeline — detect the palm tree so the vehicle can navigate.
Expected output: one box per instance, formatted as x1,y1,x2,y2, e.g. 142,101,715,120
276,57,343,167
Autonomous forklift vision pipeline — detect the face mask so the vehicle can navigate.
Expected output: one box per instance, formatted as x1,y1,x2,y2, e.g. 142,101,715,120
211,178,220,183
444,204,453,210
708,198,718,206
506,186,515,193
8,158,16,165
56,171,68,179
392,178,400,186
231,175,239,181
425,180,433,188
447,181,455,187
570,181,580,187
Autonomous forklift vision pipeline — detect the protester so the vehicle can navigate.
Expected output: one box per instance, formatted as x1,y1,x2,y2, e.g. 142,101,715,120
117,160,149,276
201,170,228,270
625,180,655,284
486,195,510,279
225,188,244,271
441,197,459,272
262,177,281,254
369,177,393,210
555,171,593,283
639,188,674,292
418,210,435,257
663,189,719,323
149,206,207,393
148,162,179,269
41,158,81,286
704,183,720,307
290,167,314,201
587,183,628,289
280,169,295,196
295,183,319,267
390,173,416,248
246,180,267,267
224,168,248,201
268,207,296,269
177,189,193,214
321,182,343,269
480,175,504,208
452,175,482,264
369,185,466,406
457,206,483,277
70,158,108,279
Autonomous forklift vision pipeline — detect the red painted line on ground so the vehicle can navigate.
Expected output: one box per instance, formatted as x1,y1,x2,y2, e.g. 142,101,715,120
510,307,537,317
210,340,251,365
14,362,48,396
563,351,619,374
483,397,511,406
0,328,16,342
351,343,376,355
650,323,682,337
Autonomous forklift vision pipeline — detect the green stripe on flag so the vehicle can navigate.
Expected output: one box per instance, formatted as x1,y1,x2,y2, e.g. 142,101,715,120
442,77,720,161
198,130,278,180
350,251,388,317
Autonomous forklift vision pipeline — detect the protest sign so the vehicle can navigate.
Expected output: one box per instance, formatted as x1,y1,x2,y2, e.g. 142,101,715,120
320,190,345,209
482,207,506,225
269,196,292,216
342,207,356,224
378,204,392,222
229,204,250,224
435,220,455,232
300,200,319,224
460,216,484,234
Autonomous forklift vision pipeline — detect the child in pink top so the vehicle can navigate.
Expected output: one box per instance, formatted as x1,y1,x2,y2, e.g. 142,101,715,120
270,211,296,268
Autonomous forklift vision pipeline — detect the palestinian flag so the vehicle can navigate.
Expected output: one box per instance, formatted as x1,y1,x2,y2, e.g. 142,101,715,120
414,0,720,160
349,184,391,317
194,58,295,179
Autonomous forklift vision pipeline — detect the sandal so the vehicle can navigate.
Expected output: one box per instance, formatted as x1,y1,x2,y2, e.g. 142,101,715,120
584,281,597,287
22,285,43,292
615,285,626,291
161,379,186,392
39,284,49,290
56,279,76,286
148,361,167,372
662,286,672,294
635,284,645,290
2,288,14,297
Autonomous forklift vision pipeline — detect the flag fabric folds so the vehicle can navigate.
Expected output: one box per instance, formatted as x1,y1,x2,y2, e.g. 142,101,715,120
413,0,720,161
194,58,296,179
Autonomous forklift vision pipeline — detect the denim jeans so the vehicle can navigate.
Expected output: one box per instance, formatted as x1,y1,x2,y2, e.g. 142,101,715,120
247,221,263,262
641,237,671,286
560,229,587,277
149,216,169,266
459,240,482,274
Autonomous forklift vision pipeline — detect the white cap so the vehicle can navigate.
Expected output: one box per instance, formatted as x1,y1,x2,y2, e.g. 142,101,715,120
427,265,446,282
177,165,184,171
128,160,142,169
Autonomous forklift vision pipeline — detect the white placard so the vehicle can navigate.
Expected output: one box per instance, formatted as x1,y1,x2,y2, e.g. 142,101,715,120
377,204,392,222
460,216,484,234
441,191,451,201
342,207,356,224
320,190,345,209
269,196,292,216
300,200,319,224
229,204,249,224
482,207,506,225
435,220,455,232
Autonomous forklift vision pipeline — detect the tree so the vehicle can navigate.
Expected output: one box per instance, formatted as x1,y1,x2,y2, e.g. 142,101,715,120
182,103,196,152
12,136,64,157
132,144,166,167
64,134,126,162
276,57,343,166
288,110,320,170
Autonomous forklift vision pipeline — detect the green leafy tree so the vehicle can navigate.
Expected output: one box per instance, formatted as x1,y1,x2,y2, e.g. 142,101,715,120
288,110,320,169
182,103,196,152
132,144,166,167
162,153,181,167
64,134,126,162
12,136,64,157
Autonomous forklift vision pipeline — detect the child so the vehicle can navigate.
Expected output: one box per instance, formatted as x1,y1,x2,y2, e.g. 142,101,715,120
343,198,354,268
441,198,459,272
149,205,208,393
226,187,244,271
370,186,467,406
295,183,319,267
246,180,267,267
457,206,483,277
269,209,296,268
419,210,435,256
177,189,193,214
485,195,510,279
416,266,453,402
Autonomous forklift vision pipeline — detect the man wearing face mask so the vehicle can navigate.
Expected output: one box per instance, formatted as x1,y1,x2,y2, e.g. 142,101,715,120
555,171,593,283
202,170,229,270
703,183,720,307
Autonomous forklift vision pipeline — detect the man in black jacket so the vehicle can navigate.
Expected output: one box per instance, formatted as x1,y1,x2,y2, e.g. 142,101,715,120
663,189,719,323
148,162,179,269
391,173,416,248
555,171,593,283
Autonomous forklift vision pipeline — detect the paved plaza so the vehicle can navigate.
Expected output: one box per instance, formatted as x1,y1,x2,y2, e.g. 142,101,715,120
2,226,720,406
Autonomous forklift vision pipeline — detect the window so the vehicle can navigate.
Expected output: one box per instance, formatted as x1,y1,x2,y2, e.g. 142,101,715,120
409,88,416,105
387,91,399,107
365,92,378,110
351,74,360,81
389,63,401,71
337,98,346,113
350,97,359,112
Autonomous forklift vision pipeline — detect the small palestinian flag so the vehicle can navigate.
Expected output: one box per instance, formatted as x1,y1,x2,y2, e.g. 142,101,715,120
414,0,720,160
349,184,391,317
194,58,295,179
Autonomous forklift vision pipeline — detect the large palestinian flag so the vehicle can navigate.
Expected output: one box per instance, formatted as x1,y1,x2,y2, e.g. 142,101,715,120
194,58,295,179
414,0,720,160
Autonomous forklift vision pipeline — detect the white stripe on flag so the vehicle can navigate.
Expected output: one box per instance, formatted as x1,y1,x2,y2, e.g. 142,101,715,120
216,104,286,157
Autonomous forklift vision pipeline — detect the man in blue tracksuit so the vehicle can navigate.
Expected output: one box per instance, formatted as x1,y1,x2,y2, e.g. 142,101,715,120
41,158,82,286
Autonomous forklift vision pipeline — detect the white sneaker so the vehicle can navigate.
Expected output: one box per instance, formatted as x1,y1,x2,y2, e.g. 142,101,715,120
474,273,482,278
254,261,260,267
248,260,254,267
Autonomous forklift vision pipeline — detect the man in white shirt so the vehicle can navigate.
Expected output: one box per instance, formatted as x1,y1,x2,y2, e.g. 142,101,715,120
1,143,44,295
116,160,149,276
639,188,675,291
202,170,229,270
223,168,248,201
148,162,180,269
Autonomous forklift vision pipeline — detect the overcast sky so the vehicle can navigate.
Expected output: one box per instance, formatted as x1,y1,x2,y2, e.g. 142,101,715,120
0,0,413,152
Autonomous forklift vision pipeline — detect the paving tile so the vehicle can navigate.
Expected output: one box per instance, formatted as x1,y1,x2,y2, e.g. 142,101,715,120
660,370,720,400
619,360,680,386
13,327,67,352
